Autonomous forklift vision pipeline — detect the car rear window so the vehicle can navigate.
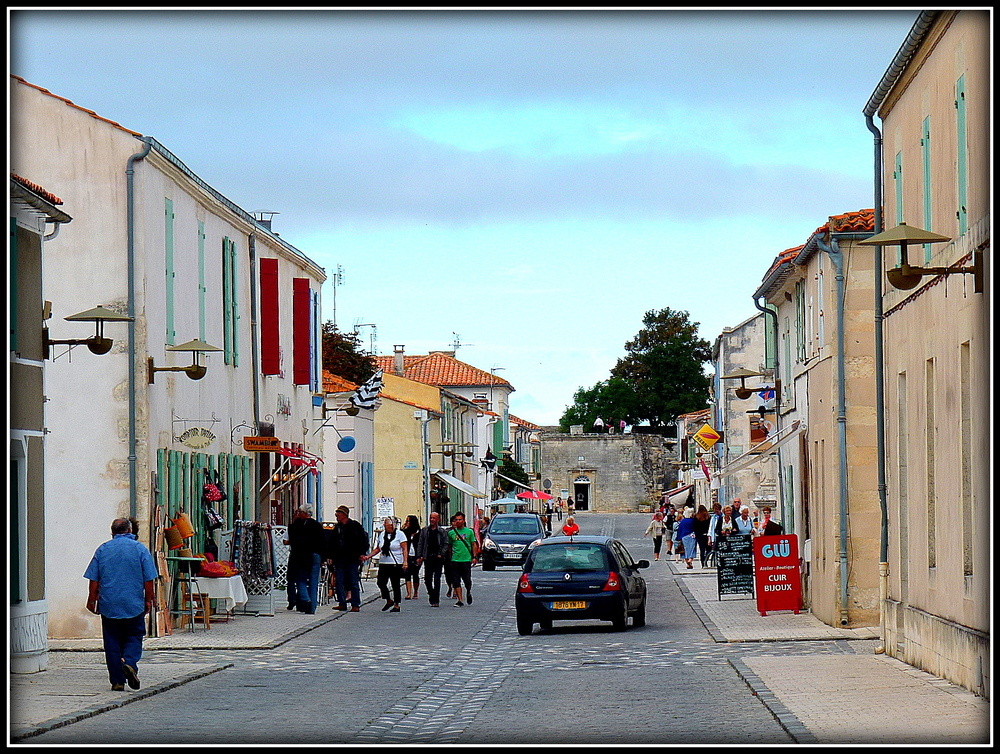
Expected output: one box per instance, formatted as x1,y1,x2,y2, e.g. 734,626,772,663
489,517,540,535
529,543,610,572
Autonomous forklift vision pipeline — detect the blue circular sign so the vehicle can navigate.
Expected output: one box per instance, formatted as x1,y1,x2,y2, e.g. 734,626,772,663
337,436,356,452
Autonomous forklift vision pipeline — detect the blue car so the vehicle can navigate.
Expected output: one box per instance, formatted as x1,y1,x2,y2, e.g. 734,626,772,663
514,535,649,635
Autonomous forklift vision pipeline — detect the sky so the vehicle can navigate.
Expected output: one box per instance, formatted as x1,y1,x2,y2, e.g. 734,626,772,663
9,8,921,426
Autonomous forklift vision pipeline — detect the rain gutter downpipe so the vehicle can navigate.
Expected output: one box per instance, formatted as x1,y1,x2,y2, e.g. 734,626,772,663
126,136,153,519
753,296,785,527
816,234,851,626
862,8,937,646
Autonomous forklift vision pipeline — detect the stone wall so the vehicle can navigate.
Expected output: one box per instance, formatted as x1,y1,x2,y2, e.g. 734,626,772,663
539,432,673,513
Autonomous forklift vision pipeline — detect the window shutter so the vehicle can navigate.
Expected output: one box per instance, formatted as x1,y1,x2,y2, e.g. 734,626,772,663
198,222,207,342
292,277,312,385
955,75,968,236
164,198,176,345
259,257,280,375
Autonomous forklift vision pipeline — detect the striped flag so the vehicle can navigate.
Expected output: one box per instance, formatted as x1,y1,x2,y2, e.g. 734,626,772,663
350,369,383,409
481,447,497,471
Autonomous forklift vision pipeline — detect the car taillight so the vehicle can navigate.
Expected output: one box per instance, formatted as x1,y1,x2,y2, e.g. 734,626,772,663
517,573,534,593
602,572,622,591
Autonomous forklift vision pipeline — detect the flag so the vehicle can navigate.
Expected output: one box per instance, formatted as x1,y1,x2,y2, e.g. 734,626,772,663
350,369,383,409
481,447,497,471
699,456,712,482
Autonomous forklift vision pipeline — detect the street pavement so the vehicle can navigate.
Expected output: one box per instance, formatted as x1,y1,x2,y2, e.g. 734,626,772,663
8,512,991,745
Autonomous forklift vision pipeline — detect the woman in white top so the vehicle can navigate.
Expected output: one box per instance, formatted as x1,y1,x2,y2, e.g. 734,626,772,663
363,517,409,612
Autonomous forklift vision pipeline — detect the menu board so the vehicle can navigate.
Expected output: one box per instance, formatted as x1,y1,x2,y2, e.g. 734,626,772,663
716,534,755,597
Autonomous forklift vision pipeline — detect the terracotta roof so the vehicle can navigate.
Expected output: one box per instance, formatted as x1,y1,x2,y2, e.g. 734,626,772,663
373,352,513,389
11,75,143,137
510,414,540,430
10,173,63,205
826,208,875,234
322,371,358,394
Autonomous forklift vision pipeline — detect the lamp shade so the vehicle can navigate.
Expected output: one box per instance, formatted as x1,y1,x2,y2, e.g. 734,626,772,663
857,222,951,246
167,339,223,353
64,305,134,322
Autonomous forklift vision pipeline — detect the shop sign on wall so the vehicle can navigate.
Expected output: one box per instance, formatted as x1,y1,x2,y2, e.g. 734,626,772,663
177,427,215,449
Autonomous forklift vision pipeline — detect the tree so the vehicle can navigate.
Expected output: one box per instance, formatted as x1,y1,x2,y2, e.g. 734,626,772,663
559,307,711,430
494,456,530,497
321,321,377,385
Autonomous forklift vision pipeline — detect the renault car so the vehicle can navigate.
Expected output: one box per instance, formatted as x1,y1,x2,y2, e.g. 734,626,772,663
480,513,546,570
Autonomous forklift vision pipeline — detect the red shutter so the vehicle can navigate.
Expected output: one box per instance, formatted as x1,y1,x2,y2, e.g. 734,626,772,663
259,258,280,375
292,277,312,385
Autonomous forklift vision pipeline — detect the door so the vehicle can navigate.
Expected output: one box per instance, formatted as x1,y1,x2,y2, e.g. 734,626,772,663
573,484,589,511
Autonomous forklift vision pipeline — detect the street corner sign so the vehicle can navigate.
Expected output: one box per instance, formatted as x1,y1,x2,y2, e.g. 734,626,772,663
692,423,721,451
243,435,281,452
753,534,802,616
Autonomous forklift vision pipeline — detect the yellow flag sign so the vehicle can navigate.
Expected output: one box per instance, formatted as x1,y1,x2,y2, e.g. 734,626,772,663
692,423,721,451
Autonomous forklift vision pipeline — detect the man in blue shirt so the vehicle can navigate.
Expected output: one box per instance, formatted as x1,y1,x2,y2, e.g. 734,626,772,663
84,518,159,691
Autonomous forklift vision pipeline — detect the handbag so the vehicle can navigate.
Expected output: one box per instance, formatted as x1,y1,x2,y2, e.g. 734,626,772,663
202,468,226,503
204,506,225,530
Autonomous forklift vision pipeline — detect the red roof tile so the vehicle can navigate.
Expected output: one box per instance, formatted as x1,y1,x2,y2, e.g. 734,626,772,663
11,173,63,205
509,414,540,430
373,352,513,389
322,371,358,394
11,75,143,137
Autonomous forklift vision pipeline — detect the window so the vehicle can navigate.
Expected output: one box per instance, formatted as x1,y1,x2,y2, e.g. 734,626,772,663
794,280,806,362
960,343,972,575
925,358,935,568
893,152,905,265
198,222,207,341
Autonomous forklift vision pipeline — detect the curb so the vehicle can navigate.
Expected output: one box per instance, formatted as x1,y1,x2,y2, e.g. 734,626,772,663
727,657,819,744
10,662,234,742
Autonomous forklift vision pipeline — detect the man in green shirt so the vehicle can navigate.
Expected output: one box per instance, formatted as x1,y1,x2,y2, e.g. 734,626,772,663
446,512,479,607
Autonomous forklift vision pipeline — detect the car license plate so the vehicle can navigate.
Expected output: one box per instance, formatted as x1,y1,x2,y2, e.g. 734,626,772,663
503,553,521,559
552,601,587,610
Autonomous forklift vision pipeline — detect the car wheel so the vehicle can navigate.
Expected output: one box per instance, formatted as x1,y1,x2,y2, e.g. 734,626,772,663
612,607,628,631
516,614,533,635
482,558,495,571
632,598,646,628
538,618,552,631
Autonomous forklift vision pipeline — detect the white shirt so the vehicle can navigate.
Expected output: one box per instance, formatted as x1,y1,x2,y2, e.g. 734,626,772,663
377,530,407,565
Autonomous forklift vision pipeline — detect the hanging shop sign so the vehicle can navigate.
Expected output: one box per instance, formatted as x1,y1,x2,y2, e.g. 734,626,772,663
692,423,721,451
244,436,282,452
753,534,801,616
177,427,216,449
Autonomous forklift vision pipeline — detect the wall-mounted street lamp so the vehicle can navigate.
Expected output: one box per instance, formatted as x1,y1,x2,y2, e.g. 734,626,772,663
44,305,133,360
147,339,222,383
720,368,765,400
858,222,981,292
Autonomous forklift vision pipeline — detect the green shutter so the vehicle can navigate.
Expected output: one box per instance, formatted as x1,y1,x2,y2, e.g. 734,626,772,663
955,75,968,236
198,222,207,341
164,199,176,345
921,117,932,263
10,218,17,353
229,238,239,367
894,152,904,265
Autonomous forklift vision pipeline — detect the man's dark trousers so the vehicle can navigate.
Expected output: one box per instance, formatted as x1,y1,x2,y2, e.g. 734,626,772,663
423,555,445,604
101,614,145,685
334,560,361,608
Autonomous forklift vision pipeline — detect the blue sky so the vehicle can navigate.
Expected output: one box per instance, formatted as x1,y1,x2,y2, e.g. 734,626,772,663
9,8,920,425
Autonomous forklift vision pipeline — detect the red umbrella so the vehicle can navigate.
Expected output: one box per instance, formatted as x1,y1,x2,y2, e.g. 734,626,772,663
516,489,553,500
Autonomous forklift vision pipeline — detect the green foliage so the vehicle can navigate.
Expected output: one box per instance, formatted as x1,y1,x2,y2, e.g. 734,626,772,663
495,456,530,496
559,307,711,430
321,321,377,385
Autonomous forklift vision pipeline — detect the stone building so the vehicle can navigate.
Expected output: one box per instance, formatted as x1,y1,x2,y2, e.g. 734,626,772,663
540,431,673,513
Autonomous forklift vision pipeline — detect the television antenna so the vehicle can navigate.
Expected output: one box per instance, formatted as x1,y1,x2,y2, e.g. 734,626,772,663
452,332,474,351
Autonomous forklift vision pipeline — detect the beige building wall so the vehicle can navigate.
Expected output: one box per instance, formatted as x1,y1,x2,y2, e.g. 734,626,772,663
375,374,442,524
873,10,990,696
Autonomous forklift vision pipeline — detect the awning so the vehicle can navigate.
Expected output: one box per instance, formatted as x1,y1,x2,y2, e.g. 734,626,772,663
715,420,803,480
665,484,692,506
432,471,487,498
494,471,533,490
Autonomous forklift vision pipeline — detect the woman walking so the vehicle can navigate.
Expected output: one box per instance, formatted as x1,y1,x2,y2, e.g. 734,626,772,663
401,515,422,600
675,508,697,569
363,517,408,612
643,511,668,561
692,505,712,567
671,508,685,561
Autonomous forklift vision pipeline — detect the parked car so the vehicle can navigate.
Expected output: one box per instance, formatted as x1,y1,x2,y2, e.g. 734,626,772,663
480,513,547,570
514,535,649,634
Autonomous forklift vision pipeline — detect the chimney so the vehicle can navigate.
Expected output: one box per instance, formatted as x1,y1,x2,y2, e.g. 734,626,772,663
393,344,405,376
